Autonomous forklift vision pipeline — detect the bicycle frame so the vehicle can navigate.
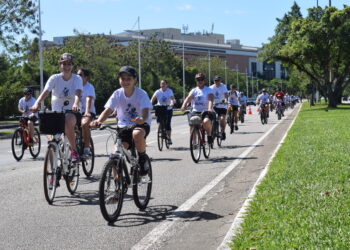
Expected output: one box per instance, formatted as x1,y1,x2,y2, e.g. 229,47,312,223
48,134,74,176
18,118,31,147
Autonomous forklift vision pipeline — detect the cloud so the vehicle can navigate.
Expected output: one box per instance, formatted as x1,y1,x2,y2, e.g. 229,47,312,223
177,4,193,11
148,6,162,12
224,9,246,15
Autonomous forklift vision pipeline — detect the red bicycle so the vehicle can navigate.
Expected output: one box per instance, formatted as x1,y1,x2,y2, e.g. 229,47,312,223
11,117,41,161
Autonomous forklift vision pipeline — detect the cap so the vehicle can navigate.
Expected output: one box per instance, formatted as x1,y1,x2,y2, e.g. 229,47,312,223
195,73,205,79
214,75,221,81
262,88,267,92
59,53,73,63
24,87,33,94
230,84,237,89
118,66,138,78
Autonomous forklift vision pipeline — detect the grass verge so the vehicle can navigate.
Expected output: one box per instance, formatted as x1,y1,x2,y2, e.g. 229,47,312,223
230,102,350,248
0,130,13,136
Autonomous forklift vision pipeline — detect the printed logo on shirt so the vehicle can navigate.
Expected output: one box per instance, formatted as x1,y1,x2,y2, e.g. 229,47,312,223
124,103,138,122
161,96,167,104
63,87,69,97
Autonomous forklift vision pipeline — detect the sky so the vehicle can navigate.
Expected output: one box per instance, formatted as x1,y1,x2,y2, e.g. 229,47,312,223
38,0,349,47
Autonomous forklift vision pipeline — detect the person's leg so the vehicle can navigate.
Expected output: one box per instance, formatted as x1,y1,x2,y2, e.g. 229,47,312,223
202,117,212,136
81,116,91,148
166,109,173,141
133,127,146,153
65,113,78,158
28,120,35,140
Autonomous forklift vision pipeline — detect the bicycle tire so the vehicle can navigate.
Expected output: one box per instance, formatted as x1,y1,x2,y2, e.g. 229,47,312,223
217,129,222,147
11,128,25,161
106,132,116,155
29,128,41,158
82,137,95,177
99,159,124,223
133,155,152,210
164,129,170,149
260,111,265,125
43,144,58,204
211,120,217,149
64,144,79,194
202,129,211,159
190,127,201,163
157,123,163,151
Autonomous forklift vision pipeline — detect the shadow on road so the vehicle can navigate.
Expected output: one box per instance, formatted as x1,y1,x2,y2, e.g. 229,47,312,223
107,204,223,227
169,146,190,151
151,157,181,162
208,156,257,163
52,190,99,206
219,144,263,150
234,131,264,135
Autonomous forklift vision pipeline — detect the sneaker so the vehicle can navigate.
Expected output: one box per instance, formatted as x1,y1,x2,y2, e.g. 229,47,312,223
82,147,92,159
167,138,173,145
71,150,80,163
221,132,226,140
207,135,213,144
230,127,234,134
48,176,60,190
235,125,239,131
138,155,149,176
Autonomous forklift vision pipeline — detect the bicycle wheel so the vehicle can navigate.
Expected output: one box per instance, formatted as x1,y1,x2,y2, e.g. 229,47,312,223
277,110,282,120
64,145,79,194
11,128,24,161
260,112,265,125
157,123,163,151
216,128,222,147
202,130,211,159
164,130,170,149
240,111,245,123
99,159,124,223
228,113,234,134
133,155,152,210
29,128,41,158
211,121,217,149
106,132,116,155
190,127,201,163
82,137,95,177
43,145,58,204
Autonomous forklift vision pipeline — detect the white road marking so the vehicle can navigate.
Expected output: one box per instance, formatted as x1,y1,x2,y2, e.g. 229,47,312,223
217,104,301,249
132,108,296,250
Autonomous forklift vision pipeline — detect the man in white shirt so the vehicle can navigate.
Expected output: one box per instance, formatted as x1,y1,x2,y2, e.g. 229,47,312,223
18,87,38,144
78,68,96,158
256,89,270,117
210,75,228,140
31,53,82,163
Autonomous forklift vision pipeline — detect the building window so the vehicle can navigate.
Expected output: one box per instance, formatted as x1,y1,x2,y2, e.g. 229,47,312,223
263,62,276,80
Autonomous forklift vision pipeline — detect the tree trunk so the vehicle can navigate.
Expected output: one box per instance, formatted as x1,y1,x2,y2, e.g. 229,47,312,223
327,86,337,108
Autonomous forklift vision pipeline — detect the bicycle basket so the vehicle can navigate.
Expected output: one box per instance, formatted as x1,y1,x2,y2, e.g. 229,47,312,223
39,111,65,134
189,115,202,126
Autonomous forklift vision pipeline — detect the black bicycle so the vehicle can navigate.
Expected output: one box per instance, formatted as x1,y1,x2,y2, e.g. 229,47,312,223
239,106,245,123
75,123,95,177
154,105,170,151
260,104,268,125
211,111,222,148
98,125,152,223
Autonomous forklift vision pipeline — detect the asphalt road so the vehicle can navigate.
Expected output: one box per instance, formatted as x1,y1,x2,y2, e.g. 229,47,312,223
0,105,300,250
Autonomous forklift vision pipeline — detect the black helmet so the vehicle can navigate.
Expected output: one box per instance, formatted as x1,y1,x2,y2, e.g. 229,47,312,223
230,84,237,89
24,87,33,95
214,75,221,81
262,88,267,92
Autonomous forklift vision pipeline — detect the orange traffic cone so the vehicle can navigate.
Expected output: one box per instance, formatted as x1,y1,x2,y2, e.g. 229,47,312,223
248,106,252,115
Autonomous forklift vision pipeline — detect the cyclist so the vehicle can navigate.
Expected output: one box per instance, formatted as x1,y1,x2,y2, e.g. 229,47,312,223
274,88,285,116
30,53,83,163
90,66,152,176
181,72,214,144
77,68,96,158
209,75,228,140
18,87,38,145
285,93,291,109
269,94,274,111
239,91,247,114
256,89,270,117
151,79,175,145
227,84,239,131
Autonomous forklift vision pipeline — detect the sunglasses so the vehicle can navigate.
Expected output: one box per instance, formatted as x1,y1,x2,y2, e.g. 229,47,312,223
196,78,205,81
61,62,73,66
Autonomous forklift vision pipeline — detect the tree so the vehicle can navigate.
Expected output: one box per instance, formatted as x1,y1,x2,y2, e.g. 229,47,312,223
260,4,350,108
0,0,38,49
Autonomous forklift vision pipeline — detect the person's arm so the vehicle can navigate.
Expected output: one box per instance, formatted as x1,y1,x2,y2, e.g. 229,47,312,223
134,108,149,125
151,94,157,105
208,93,214,112
170,96,175,107
30,90,50,111
181,93,194,111
224,92,229,104
90,108,113,127
72,89,82,112
84,96,93,116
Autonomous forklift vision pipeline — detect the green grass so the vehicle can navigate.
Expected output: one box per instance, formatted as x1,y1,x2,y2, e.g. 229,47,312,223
0,130,13,136
230,102,350,249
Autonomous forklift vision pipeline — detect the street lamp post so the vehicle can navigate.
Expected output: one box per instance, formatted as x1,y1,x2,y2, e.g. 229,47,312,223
208,50,211,82
38,0,44,109
182,39,185,100
137,16,142,88
224,60,227,84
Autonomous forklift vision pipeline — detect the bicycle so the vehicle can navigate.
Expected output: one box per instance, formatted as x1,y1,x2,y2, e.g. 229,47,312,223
275,100,283,120
75,122,95,177
39,110,80,204
239,105,245,123
226,105,235,134
185,111,211,163
154,105,170,151
11,116,41,161
260,104,268,125
98,125,152,223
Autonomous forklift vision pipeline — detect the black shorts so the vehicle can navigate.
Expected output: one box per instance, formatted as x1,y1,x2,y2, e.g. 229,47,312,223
23,116,38,124
228,105,239,112
213,107,227,116
66,112,82,127
191,111,214,121
119,123,150,147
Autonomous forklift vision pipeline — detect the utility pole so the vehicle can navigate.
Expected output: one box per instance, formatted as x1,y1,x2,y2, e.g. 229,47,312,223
224,60,227,84
236,64,239,90
182,25,188,101
208,50,211,82
38,0,44,109
138,16,142,88
245,69,249,98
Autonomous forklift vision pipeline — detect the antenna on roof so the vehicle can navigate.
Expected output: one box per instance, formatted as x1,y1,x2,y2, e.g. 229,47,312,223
211,23,214,34
182,24,188,34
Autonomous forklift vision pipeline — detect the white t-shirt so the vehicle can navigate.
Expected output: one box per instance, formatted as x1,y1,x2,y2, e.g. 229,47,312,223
81,82,96,114
18,97,38,118
228,91,239,105
152,88,174,110
239,96,247,105
210,83,228,109
189,86,213,112
258,93,270,104
105,86,152,126
44,73,83,111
